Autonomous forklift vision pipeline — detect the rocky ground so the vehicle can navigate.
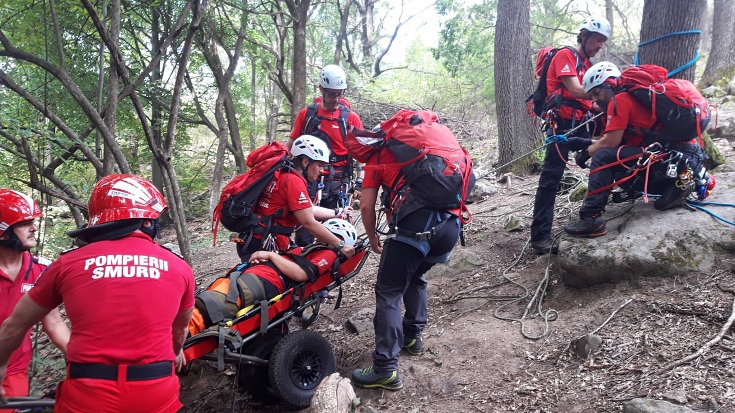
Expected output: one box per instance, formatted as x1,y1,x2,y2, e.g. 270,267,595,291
23,104,735,413
171,134,735,413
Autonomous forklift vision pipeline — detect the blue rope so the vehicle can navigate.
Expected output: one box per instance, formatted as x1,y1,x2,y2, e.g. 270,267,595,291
684,199,735,227
634,30,702,77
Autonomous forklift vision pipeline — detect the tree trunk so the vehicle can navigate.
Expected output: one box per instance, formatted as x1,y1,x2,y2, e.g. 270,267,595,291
103,0,120,175
250,57,257,150
494,0,537,173
638,0,706,81
333,0,353,64
285,0,311,121
602,0,614,61
700,0,735,87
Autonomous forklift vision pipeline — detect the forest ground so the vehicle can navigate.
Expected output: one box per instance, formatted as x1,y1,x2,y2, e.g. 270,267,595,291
172,136,735,413
23,134,735,413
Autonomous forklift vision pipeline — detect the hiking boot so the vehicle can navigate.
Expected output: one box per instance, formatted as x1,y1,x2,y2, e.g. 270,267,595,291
654,181,693,211
564,214,607,237
530,238,558,255
402,337,424,356
351,366,403,390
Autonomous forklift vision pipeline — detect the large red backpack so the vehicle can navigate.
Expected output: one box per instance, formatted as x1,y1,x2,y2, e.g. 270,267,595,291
211,141,295,244
349,110,475,224
526,46,583,117
617,64,710,145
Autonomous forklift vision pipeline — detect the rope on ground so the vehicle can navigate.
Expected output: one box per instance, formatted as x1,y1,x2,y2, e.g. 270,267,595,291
492,234,559,340
655,285,735,375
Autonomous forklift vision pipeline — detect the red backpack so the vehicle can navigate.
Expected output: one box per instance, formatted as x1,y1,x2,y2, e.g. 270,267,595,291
617,64,710,145
211,141,296,244
348,110,475,224
526,46,583,117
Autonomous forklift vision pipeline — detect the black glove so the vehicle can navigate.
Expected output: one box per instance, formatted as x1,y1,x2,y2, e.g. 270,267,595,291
566,137,592,152
575,148,591,169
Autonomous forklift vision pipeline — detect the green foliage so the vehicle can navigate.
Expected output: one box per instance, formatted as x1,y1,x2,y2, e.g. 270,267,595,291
433,0,497,100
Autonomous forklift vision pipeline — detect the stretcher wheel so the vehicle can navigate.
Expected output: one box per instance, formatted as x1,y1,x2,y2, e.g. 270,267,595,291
237,331,284,405
268,329,336,408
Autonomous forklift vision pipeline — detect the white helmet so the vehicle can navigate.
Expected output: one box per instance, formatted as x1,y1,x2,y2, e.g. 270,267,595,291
322,218,357,247
583,61,621,93
579,16,612,40
320,65,347,90
291,135,330,163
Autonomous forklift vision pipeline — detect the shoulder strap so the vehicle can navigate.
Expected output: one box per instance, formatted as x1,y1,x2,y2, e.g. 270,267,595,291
302,103,320,135
564,46,583,71
336,104,350,141
282,252,321,283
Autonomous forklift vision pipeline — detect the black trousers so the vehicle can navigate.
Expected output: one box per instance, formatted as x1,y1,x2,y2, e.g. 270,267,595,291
530,117,597,242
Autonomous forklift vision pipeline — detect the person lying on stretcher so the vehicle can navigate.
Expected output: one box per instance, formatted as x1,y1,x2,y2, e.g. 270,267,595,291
188,218,358,337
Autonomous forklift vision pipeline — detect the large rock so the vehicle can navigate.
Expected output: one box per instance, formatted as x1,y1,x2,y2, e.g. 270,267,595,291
559,171,735,287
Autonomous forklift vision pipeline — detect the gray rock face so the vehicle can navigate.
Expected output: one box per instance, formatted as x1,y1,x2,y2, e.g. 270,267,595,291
559,171,735,288
623,398,693,413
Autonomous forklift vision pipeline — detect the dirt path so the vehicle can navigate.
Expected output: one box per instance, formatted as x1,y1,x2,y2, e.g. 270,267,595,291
177,140,735,412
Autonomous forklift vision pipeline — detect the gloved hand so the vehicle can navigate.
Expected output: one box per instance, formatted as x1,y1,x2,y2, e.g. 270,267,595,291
566,137,592,152
575,148,591,169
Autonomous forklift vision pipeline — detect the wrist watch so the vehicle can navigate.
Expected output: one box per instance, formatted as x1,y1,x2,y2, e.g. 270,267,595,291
337,240,346,248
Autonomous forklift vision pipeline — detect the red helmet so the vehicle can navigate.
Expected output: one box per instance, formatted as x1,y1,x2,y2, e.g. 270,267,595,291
87,174,167,226
0,189,42,236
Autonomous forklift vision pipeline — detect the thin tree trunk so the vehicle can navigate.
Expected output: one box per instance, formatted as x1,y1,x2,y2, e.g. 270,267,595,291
103,0,120,175
494,0,537,173
285,0,311,121
333,0,353,64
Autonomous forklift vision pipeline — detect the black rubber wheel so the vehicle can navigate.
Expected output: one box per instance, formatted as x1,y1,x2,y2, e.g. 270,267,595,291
268,329,336,409
237,332,284,405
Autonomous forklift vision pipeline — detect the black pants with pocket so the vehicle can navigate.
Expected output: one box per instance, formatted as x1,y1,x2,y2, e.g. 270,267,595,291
530,116,598,242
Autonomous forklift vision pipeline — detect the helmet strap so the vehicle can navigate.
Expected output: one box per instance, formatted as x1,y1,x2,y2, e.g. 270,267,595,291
0,226,26,252
139,219,160,240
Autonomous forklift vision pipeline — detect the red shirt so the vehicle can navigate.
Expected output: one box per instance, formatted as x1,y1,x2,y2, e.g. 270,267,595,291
247,246,338,291
290,103,364,159
253,170,313,250
546,47,592,121
29,233,195,365
604,92,658,147
0,252,45,376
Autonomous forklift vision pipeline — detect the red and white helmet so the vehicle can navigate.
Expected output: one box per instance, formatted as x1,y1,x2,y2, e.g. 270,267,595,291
87,174,167,226
322,218,357,247
291,135,331,163
0,189,42,236
583,61,621,93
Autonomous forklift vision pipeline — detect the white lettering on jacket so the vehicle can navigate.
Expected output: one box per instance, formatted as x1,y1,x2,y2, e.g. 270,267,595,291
85,255,169,280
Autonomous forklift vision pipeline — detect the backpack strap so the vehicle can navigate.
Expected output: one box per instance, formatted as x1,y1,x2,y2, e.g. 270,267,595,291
282,252,321,283
300,244,346,309
196,290,228,325
302,103,350,143
303,103,321,136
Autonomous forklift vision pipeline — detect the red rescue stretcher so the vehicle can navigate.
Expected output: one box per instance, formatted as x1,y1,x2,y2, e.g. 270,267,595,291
182,243,370,409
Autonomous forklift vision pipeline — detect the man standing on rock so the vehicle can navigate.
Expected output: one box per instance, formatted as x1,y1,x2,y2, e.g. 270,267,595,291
529,16,611,254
